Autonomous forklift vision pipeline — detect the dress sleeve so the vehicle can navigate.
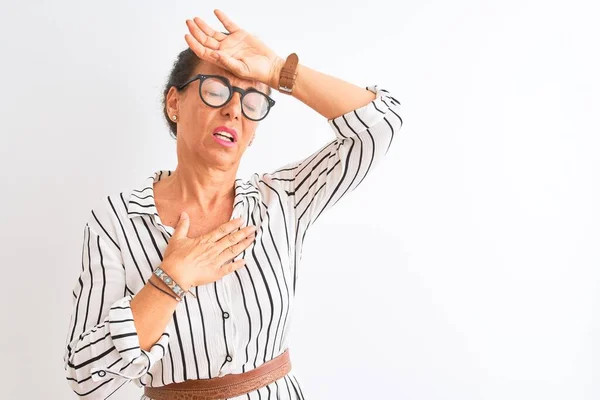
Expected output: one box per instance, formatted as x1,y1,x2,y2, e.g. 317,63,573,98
63,216,171,398
266,85,403,236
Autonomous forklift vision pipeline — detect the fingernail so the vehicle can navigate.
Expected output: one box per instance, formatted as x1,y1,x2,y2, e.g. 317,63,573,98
181,211,188,219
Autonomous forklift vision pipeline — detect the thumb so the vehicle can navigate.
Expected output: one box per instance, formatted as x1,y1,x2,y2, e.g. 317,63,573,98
171,211,190,239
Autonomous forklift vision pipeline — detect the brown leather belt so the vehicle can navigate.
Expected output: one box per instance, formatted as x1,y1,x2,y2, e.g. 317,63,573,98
144,350,291,400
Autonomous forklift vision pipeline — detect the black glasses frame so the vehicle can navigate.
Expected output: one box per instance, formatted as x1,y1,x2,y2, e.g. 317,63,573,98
177,74,276,121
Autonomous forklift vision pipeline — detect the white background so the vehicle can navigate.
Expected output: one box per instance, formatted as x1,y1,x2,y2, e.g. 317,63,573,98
1,0,599,399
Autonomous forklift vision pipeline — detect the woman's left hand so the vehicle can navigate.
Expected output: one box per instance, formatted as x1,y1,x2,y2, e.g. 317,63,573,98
184,9,283,88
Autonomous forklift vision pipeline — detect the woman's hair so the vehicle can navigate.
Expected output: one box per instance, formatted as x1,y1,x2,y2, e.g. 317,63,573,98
162,48,202,139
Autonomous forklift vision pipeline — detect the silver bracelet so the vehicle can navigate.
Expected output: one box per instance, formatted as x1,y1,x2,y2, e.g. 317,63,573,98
153,266,196,299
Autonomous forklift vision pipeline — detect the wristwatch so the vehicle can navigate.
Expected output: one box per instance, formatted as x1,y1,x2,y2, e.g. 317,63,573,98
278,53,299,94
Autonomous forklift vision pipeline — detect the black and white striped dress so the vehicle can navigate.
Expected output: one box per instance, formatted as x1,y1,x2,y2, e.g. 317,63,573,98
64,85,403,399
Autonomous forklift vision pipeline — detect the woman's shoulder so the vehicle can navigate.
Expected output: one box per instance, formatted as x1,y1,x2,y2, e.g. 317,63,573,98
86,171,157,233
241,169,296,200
83,188,131,252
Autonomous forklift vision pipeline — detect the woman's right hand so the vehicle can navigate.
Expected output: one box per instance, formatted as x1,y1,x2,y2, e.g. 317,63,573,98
160,212,256,290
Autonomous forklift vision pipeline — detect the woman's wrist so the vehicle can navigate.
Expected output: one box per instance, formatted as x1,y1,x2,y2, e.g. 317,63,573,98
148,275,182,302
153,264,195,298
267,56,286,90
157,261,190,291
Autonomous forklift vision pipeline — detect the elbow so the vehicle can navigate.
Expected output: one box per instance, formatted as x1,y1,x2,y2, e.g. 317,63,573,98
64,362,91,398
65,373,93,399
64,354,112,398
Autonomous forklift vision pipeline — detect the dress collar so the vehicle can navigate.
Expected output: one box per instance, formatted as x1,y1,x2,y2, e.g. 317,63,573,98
127,169,260,219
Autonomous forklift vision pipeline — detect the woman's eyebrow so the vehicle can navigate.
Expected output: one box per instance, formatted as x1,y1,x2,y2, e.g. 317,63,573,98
226,77,256,91
244,84,269,96
243,81,260,90
225,76,266,94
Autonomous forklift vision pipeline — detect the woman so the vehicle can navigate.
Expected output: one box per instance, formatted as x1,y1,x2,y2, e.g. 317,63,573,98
64,9,403,400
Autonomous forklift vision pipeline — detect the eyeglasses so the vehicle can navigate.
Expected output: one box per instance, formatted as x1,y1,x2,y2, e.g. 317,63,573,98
177,74,276,121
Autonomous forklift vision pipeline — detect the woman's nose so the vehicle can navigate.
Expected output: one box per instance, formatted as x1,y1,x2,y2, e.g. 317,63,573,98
220,91,242,120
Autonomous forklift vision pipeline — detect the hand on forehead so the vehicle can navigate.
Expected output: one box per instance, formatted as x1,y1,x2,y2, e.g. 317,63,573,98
196,62,268,93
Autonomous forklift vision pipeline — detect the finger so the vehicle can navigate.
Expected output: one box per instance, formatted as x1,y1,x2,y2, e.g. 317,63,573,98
218,234,255,265
193,16,228,41
184,34,219,62
224,232,256,258
214,9,240,33
171,211,190,240
186,19,220,50
215,226,255,254
227,226,256,247
201,217,245,244
219,259,247,278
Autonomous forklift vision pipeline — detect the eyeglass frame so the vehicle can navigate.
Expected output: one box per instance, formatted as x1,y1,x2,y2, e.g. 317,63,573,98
176,74,276,122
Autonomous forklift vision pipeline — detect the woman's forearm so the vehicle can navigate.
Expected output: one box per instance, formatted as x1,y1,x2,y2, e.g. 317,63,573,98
130,274,179,351
269,58,377,120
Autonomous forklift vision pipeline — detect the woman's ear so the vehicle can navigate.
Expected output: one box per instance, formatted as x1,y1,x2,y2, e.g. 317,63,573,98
166,86,180,118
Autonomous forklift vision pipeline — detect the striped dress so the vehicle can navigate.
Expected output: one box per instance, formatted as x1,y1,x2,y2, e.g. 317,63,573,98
64,85,403,399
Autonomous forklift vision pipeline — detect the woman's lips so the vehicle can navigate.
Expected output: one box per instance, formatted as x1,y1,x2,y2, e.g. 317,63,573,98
212,134,236,147
213,125,238,142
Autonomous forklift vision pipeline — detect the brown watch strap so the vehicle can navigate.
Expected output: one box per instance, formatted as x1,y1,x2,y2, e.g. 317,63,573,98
278,53,299,94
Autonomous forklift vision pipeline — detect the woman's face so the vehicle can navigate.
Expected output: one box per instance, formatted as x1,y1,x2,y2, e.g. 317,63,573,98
166,62,270,171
